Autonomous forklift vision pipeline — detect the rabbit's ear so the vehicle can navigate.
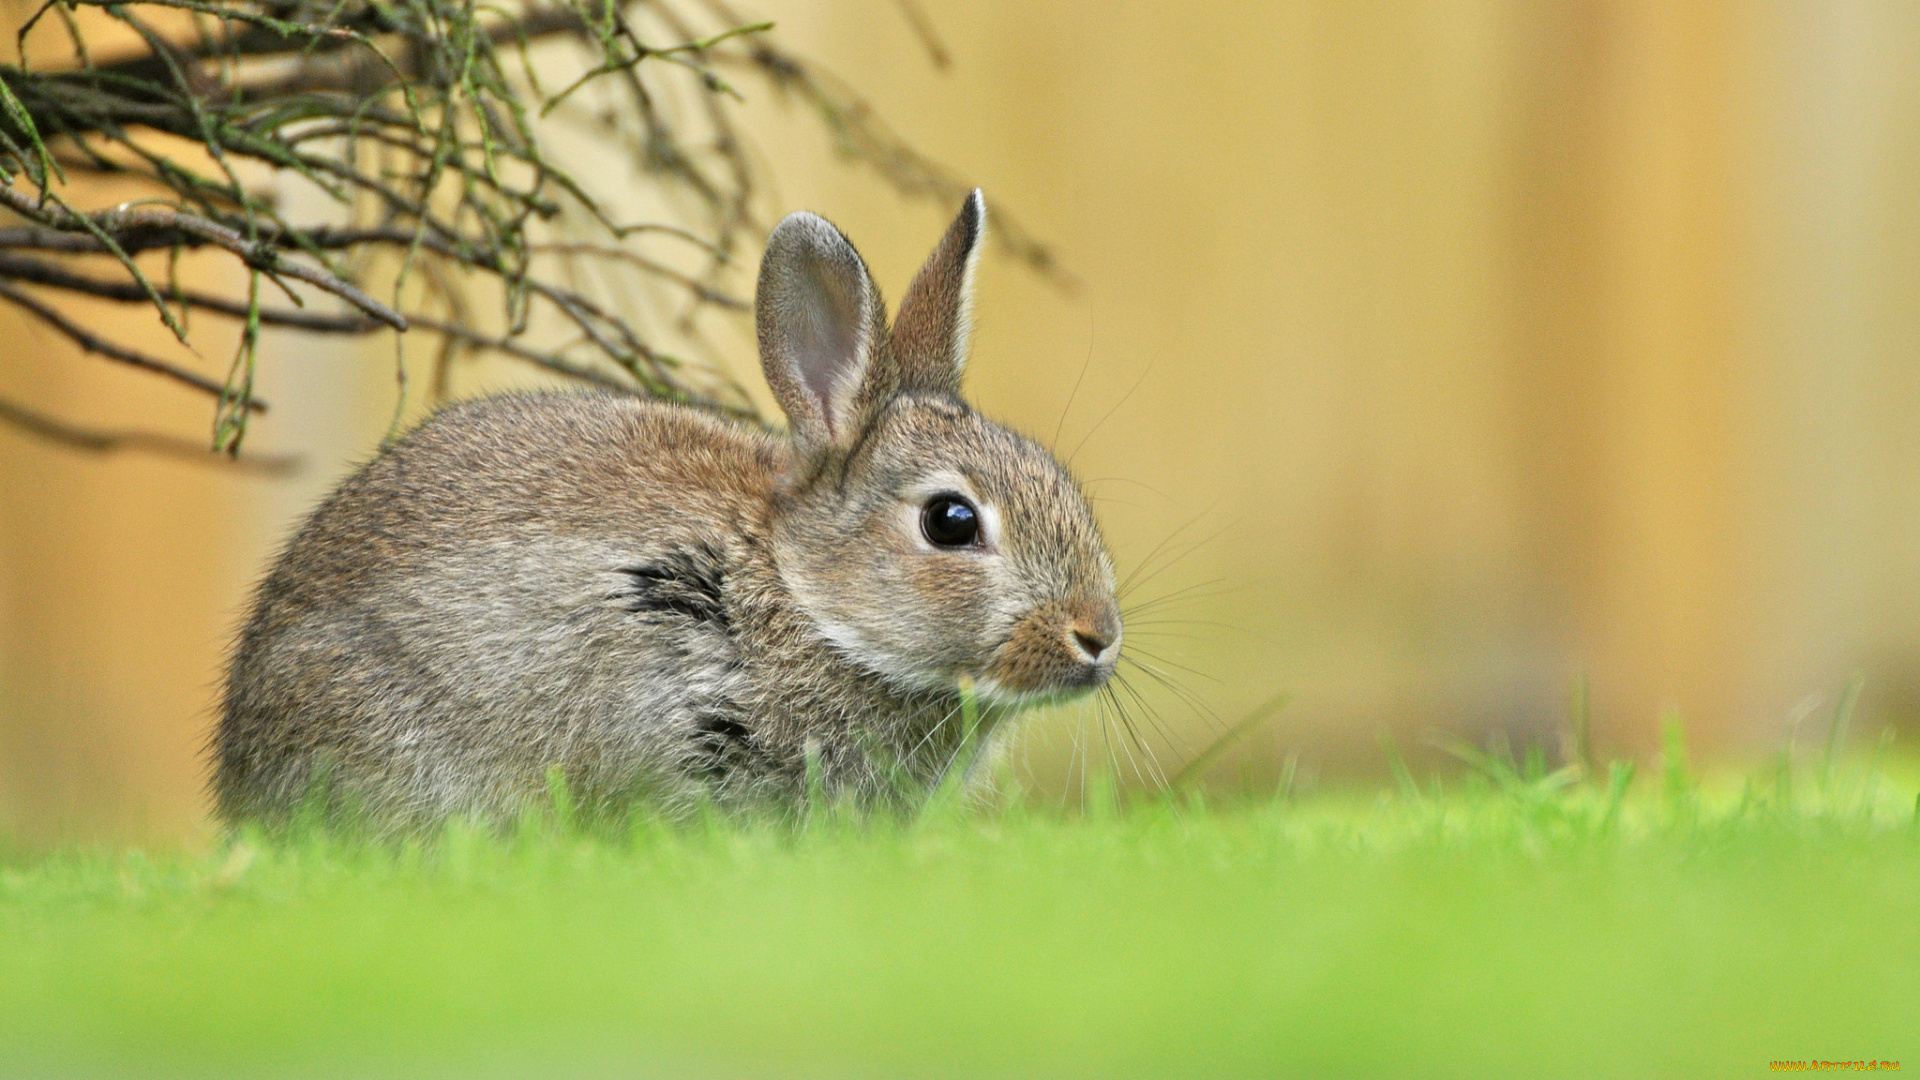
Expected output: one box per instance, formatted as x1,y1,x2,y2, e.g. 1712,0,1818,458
757,211,887,449
890,190,985,396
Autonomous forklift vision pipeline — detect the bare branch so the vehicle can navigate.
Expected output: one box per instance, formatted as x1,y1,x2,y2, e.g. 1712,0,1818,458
0,280,269,410
0,188,408,329
0,394,301,472
892,0,951,71
403,311,642,397
527,241,745,309
0,0,1057,456
0,252,376,331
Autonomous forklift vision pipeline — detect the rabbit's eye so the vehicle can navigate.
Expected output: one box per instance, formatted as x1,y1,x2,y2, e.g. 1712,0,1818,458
921,496,980,548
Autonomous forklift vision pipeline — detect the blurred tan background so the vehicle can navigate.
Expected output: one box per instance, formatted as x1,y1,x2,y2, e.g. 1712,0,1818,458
3,1,1917,838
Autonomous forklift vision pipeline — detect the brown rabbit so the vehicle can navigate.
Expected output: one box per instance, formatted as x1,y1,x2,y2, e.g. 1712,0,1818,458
216,193,1122,833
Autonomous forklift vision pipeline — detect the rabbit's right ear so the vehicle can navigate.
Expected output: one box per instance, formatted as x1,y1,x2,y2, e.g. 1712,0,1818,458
757,212,887,452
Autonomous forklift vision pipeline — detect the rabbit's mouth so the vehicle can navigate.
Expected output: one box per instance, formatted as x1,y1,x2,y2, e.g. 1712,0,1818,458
977,601,1122,705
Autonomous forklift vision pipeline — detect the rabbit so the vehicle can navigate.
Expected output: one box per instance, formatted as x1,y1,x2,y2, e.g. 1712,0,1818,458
215,191,1123,833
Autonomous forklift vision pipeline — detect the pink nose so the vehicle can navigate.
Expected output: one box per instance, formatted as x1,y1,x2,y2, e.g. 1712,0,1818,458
1072,627,1112,660
1070,606,1121,663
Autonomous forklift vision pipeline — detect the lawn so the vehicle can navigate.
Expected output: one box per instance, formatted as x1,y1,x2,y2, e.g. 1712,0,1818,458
3,743,1917,1078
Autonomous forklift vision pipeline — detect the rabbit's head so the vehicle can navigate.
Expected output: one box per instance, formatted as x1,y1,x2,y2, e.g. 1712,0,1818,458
759,193,1120,705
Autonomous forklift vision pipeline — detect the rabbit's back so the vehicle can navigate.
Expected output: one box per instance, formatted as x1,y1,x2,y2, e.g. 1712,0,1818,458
217,393,786,829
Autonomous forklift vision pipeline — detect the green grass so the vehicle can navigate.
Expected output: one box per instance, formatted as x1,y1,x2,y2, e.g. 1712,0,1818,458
4,756,1919,1078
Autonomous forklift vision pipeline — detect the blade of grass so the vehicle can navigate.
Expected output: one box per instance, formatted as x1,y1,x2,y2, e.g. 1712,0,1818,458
1380,733,1421,804
1821,675,1863,800
1164,691,1291,793
1598,760,1635,836
1276,750,1299,803
1660,711,1694,822
1567,673,1593,779
1856,726,1894,821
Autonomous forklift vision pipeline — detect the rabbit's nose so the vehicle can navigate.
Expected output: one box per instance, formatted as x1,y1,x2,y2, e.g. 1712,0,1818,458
1075,611,1121,661
1072,628,1111,660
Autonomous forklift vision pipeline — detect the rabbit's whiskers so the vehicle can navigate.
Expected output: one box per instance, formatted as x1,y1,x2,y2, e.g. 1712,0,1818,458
1122,578,1231,620
1049,317,1098,454
1066,357,1154,471
1117,519,1236,604
903,698,968,779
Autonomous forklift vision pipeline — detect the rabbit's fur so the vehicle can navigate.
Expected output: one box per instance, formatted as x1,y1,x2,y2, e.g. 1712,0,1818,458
216,193,1122,832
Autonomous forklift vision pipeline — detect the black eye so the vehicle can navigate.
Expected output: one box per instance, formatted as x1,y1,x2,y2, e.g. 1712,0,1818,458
920,496,980,548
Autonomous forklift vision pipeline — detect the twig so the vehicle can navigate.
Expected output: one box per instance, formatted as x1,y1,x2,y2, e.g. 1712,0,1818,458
0,280,268,410
0,252,377,331
892,0,950,70
0,0,1054,449
528,241,746,309
0,252,738,405
0,188,408,329
0,394,299,472
402,311,638,395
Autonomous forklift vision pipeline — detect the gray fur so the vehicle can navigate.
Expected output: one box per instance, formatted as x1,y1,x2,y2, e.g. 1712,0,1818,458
217,197,1121,834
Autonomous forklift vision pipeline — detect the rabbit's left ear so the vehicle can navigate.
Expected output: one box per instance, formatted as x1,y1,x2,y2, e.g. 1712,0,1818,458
890,190,985,396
